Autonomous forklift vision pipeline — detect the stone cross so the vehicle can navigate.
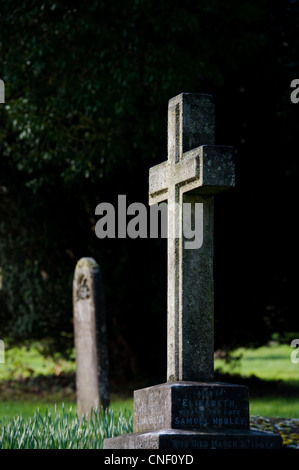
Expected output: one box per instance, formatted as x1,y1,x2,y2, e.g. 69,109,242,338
104,93,282,450
149,93,235,382
73,257,110,418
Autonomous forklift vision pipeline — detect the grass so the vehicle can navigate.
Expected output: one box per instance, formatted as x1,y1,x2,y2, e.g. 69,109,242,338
250,397,299,418
215,341,299,418
215,343,299,387
0,405,133,449
0,339,298,433
0,338,134,423
0,401,76,421
0,397,134,422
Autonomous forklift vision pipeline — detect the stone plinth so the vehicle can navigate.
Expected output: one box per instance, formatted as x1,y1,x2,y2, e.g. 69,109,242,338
104,381,282,449
104,428,282,450
133,382,249,433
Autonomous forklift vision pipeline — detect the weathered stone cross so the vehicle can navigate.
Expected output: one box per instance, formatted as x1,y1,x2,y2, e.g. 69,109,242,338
104,94,282,449
149,93,235,383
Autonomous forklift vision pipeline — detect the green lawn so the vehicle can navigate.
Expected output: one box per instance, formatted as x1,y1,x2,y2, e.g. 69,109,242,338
0,398,134,422
215,342,299,418
215,343,299,387
0,401,75,422
249,397,299,418
0,340,298,420
0,339,135,421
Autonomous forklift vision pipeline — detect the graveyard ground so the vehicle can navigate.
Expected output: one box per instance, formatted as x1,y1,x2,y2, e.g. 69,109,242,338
0,340,299,447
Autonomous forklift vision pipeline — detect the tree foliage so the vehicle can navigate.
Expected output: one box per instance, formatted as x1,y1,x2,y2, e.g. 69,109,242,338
0,0,298,379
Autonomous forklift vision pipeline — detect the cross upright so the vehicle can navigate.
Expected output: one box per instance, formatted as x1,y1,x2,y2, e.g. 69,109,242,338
149,93,235,383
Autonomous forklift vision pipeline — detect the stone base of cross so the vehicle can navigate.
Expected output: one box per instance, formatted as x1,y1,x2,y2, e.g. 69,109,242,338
104,93,282,450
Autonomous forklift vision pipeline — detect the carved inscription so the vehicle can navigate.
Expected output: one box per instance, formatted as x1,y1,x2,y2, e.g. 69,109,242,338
134,383,250,433
76,275,90,301
173,386,249,429
134,389,169,432
171,437,279,450
175,395,247,427
137,403,166,428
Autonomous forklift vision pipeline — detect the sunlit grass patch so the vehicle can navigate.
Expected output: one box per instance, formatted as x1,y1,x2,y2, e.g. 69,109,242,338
215,343,299,387
250,397,299,419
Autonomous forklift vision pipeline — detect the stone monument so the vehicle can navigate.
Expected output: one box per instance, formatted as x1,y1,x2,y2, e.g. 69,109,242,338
104,93,282,449
73,257,109,419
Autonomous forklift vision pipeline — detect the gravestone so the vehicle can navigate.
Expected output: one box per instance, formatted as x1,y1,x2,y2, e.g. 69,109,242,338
73,257,109,419
104,93,282,449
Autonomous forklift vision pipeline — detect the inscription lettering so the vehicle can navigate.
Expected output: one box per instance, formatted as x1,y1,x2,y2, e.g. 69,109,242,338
173,416,248,427
182,398,237,408
172,438,277,449
212,417,247,426
175,391,248,428
138,415,165,426
175,416,209,426
196,388,224,398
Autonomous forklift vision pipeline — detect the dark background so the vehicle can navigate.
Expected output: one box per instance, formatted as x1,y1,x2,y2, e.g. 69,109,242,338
0,0,298,384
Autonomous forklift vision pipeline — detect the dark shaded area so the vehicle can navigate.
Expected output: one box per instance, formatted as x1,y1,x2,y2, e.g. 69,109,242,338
0,1,298,383
214,372,299,398
1,371,298,402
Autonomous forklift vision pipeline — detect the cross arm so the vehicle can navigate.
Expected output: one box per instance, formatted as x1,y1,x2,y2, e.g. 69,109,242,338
149,160,169,205
184,145,235,195
174,149,200,188
198,145,235,194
